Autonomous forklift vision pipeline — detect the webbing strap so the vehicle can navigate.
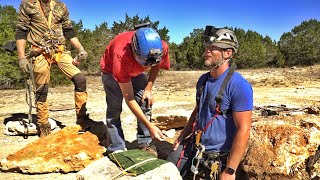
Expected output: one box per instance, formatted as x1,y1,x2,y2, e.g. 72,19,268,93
196,74,208,107
215,61,236,104
48,1,54,28
176,142,188,167
202,113,219,132
36,0,55,28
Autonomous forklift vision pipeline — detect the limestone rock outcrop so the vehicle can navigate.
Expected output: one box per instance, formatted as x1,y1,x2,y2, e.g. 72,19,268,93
0,126,105,173
154,115,187,130
241,119,320,179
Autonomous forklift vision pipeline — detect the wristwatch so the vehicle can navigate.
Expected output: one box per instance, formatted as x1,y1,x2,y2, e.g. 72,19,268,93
225,166,235,175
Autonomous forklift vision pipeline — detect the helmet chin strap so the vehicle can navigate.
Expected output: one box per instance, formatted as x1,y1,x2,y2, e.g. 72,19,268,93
210,59,229,69
209,53,229,71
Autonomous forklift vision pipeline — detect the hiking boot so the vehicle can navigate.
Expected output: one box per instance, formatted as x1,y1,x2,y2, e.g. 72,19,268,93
75,91,91,133
39,123,51,137
139,144,158,157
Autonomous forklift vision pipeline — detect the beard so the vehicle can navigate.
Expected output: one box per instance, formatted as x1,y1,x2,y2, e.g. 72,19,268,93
205,57,227,69
204,57,218,67
204,59,213,67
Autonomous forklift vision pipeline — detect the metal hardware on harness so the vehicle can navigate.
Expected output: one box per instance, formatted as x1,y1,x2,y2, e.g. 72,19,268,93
44,46,51,54
36,28,64,64
209,161,220,179
31,44,64,64
203,152,229,160
195,130,203,147
203,152,229,179
191,143,205,177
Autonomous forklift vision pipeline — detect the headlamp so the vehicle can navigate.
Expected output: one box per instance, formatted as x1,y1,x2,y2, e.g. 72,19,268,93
133,48,163,67
203,25,219,46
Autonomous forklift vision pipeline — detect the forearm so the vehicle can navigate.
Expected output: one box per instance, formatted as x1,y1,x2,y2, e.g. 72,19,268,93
125,97,152,129
145,66,160,91
16,39,27,59
227,126,250,170
69,37,83,50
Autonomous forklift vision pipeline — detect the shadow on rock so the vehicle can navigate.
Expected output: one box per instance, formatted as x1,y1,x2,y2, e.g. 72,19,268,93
127,139,173,160
153,140,174,160
81,118,109,148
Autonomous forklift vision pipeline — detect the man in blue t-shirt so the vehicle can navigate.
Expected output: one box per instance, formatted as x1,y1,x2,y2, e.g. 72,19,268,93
167,26,253,180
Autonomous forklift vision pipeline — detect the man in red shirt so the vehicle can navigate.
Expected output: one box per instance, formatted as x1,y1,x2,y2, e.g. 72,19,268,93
100,26,170,154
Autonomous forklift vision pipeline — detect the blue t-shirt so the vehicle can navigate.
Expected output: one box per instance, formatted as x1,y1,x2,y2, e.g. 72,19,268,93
196,68,253,152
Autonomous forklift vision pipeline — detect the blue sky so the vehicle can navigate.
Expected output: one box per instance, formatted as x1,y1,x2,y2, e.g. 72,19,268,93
1,0,319,44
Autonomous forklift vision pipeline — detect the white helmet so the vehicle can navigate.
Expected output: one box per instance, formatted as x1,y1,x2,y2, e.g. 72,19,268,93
203,26,239,53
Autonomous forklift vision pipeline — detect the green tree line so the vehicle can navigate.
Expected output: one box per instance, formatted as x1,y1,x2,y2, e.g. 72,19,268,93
0,5,319,89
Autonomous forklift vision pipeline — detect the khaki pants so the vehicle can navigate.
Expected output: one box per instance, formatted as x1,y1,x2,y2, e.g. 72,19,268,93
32,52,81,84
33,52,81,125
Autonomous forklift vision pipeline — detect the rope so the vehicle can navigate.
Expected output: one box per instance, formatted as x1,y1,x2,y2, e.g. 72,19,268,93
110,157,157,180
23,55,35,139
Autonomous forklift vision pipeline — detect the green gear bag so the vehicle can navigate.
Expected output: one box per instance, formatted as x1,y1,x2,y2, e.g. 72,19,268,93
108,149,168,176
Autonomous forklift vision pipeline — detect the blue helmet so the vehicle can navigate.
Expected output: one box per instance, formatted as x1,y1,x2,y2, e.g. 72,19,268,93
131,28,163,66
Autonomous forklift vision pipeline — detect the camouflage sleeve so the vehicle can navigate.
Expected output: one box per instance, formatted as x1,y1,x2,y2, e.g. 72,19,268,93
16,0,31,31
60,3,74,30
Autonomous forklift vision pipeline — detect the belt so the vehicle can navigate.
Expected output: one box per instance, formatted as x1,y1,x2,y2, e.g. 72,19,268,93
203,151,229,160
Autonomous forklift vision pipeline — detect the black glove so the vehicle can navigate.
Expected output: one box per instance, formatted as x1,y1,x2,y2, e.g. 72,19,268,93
18,58,31,73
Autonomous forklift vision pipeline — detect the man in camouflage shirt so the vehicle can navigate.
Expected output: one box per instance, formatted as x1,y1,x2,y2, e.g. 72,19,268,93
16,0,91,137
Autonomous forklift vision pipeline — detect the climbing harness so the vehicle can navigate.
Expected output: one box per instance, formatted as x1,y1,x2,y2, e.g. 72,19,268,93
23,0,70,138
36,0,65,65
189,61,236,179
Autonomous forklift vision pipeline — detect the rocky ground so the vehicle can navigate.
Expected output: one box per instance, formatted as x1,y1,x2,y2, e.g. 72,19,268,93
0,65,319,179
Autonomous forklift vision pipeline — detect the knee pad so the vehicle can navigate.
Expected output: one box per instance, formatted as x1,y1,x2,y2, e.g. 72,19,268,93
71,73,86,92
35,84,48,102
